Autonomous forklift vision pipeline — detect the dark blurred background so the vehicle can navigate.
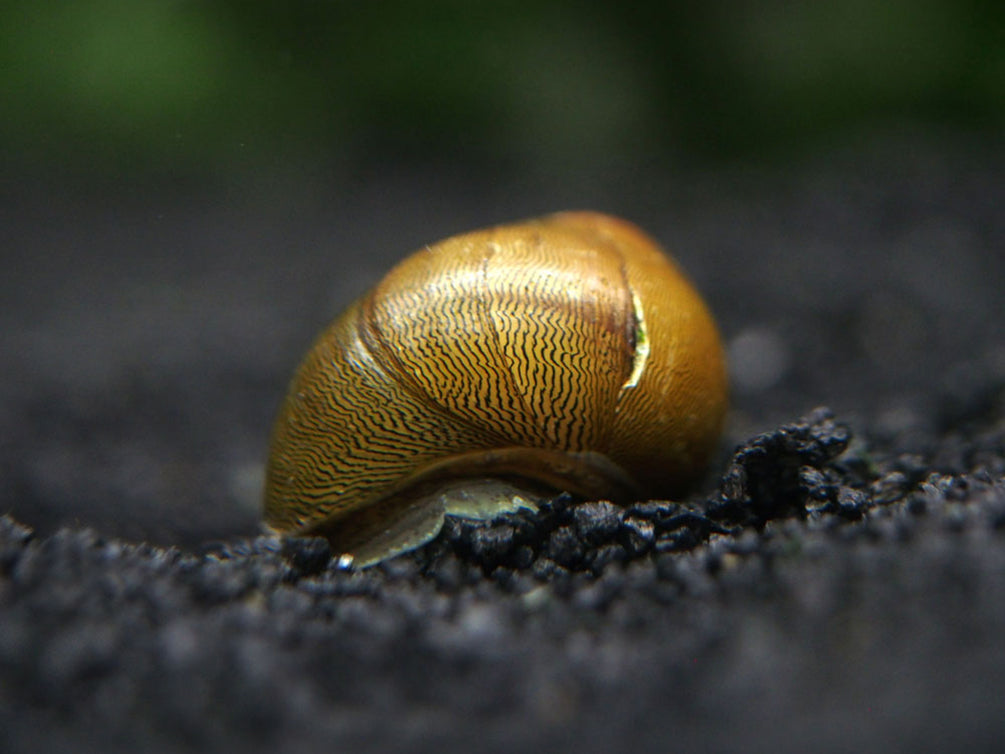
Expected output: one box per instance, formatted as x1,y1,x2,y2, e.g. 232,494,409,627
1,1,1003,544
2,1,1003,178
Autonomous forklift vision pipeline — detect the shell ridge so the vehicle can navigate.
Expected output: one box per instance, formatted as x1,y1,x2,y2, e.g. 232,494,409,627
623,289,650,390
575,230,638,448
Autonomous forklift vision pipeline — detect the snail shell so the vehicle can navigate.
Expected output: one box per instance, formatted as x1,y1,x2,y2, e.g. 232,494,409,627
265,211,727,566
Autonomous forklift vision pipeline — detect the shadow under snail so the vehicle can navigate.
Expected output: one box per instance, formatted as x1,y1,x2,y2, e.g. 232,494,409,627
264,211,728,567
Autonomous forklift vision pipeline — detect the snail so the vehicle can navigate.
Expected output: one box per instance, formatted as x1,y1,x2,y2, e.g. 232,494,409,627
264,211,727,567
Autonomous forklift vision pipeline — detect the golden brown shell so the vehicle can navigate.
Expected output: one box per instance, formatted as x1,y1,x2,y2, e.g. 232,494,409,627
264,211,727,564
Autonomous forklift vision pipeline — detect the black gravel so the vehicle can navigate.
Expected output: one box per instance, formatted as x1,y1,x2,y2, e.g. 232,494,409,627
2,134,1005,753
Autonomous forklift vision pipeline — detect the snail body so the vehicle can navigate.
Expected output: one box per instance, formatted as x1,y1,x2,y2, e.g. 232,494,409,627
265,212,727,566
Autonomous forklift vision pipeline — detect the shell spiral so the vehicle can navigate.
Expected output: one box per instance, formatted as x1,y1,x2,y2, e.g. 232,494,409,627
264,211,727,556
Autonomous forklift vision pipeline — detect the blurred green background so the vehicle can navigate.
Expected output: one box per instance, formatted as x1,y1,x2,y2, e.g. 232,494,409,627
1,0,1003,178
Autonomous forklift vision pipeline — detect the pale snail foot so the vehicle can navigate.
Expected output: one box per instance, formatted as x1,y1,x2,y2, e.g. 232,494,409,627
285,447,641,568
304,478,543,569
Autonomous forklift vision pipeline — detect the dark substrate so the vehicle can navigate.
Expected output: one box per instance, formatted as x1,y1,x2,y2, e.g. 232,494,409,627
2,135,1005,753
3,408,1005,753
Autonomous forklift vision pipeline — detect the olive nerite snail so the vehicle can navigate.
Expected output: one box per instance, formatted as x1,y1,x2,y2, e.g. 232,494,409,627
264,211,727,567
